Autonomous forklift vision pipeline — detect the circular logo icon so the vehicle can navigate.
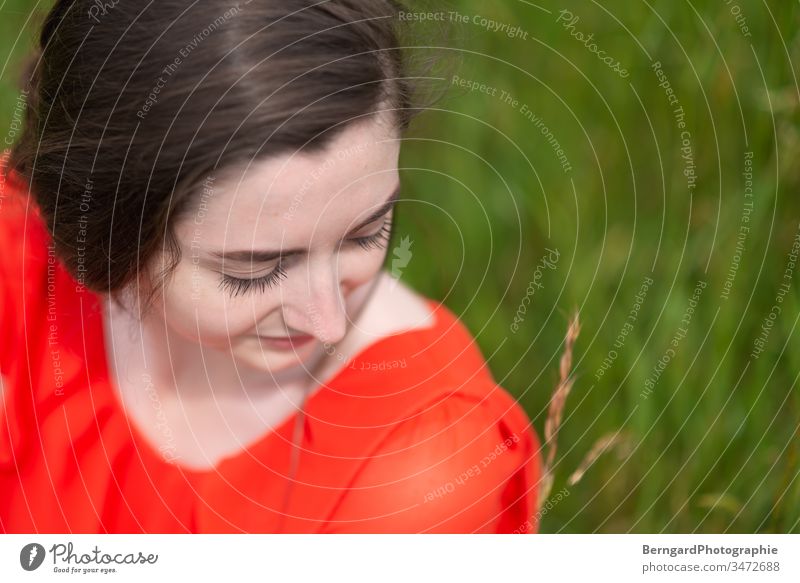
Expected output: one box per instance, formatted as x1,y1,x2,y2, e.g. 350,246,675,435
20,543,46,571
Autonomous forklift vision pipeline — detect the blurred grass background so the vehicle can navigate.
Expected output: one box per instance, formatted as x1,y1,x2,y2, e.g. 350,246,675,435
1,0,798,532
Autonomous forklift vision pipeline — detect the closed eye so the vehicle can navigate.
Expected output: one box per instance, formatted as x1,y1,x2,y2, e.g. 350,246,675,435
218,263,288,298
348,218,393,251
218,216,394,298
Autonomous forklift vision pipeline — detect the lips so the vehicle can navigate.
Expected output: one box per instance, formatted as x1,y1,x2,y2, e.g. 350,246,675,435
256,334,315,350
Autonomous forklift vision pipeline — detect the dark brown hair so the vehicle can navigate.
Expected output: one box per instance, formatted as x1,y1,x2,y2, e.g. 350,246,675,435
10,0,436,312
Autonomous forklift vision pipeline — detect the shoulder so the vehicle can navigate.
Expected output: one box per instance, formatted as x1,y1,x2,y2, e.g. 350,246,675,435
323,384,542,533
0,165,50,291
0,166,47,374
0,164,51,462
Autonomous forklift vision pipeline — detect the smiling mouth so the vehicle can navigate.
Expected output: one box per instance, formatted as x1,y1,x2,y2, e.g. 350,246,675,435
256,334,316,349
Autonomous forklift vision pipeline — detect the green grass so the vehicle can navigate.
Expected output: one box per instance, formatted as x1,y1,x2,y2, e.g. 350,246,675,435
1,0,797,533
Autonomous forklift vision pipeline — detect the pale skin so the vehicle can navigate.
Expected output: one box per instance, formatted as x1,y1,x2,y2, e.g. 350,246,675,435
102,115,435,469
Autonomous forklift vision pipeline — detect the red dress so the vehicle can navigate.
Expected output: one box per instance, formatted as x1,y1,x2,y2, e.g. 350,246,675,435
0,169,542,533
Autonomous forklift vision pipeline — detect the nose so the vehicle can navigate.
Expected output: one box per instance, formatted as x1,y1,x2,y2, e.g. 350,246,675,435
294,261,348,345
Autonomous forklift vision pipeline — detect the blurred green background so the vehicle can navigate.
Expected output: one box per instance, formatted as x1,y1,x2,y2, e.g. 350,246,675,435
1,0,798,532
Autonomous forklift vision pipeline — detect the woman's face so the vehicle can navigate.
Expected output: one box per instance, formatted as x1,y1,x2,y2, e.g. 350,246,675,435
156,116,401,373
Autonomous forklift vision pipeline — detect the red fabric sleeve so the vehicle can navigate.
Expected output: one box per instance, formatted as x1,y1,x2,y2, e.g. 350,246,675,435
0,249,10,379
0,182,18,379
323,389,541,533
0,163,26,466
0,166,43,379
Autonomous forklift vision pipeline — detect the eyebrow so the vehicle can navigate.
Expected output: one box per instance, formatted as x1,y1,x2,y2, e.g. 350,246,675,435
209,183,401,264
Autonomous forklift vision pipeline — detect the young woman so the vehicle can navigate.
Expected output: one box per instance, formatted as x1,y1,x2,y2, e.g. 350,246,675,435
0,0,542,533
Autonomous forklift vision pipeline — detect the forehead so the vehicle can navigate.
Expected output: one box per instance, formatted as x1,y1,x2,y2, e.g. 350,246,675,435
194,117,400,238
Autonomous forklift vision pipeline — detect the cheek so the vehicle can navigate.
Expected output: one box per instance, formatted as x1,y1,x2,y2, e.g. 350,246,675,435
159,259,278,345
336,247,388,282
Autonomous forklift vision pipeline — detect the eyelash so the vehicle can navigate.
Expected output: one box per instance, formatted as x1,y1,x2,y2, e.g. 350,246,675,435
218,218,394,297
219,264,288,298
353,220,392,251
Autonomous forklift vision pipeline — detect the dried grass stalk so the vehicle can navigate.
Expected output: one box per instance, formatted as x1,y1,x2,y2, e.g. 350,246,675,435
567,429,631,487
537,310,580,510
